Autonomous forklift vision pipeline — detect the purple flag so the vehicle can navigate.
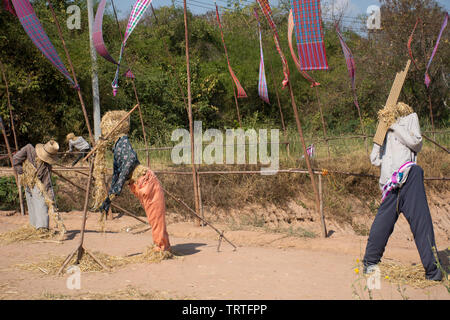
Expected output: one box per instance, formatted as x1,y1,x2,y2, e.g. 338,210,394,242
425,12,448,88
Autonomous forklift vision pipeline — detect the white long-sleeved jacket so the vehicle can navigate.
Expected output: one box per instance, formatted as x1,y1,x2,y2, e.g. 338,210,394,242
370,112,423,190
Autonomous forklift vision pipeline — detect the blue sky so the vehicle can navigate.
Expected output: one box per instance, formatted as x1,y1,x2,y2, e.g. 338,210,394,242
114,0,449,19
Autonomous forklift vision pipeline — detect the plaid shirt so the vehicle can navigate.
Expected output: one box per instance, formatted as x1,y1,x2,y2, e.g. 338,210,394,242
109,136,140,196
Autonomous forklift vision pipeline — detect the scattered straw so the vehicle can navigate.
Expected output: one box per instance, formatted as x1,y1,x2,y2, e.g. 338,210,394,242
40,285,168,300
379,262,440,289
0,225,59,244
16,245,178,276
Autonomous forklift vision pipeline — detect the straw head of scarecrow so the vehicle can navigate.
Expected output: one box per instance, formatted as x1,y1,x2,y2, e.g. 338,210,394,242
378,102,414,128
66,132,76,142
100,110,130,145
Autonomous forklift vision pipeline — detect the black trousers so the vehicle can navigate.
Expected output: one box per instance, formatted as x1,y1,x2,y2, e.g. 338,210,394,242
363,165,441,280
72,148,91,166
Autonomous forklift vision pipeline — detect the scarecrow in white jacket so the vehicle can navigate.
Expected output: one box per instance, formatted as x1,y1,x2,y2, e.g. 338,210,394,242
363,102,442,281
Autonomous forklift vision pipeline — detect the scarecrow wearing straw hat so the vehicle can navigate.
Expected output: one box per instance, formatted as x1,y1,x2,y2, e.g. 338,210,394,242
65,132,91,167
12,140,66,237
363,102,442,281
93,111,171,252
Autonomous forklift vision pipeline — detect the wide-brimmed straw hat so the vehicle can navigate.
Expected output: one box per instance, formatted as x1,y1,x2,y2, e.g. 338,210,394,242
66,132,76,142
35,140,59,164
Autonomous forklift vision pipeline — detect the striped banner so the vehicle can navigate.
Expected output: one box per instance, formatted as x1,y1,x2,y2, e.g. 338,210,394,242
93,0,118,65
215,4,247,98
424,12,448,88
256,0,289,88
290,0,328,70
288,10,320,87
112,0,152,96
254,9,269,104
11,0,75,86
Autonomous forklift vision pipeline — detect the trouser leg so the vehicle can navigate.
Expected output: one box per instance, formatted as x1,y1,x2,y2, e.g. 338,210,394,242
363,189,400,267
72,148,90,166
129,172,171,251
399,165,441,280
28,186,49,229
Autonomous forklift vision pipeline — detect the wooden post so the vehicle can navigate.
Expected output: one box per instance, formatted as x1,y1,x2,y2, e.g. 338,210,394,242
197,171,205,226
318,173,327,238
287,81,326,238
111,0,150,167
48,2,95,146
183,0,201,226
0,116,25,216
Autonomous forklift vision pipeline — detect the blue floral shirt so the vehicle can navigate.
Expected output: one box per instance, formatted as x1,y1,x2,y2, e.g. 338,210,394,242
109,136,140,197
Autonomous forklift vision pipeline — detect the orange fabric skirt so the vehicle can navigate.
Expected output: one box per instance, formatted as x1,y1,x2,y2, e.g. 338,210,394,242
129,170,170,251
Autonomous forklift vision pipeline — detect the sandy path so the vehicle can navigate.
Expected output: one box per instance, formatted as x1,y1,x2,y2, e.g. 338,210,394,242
0,212,448,300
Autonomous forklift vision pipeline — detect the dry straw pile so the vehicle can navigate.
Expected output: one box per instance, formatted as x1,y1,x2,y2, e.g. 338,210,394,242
16,245,177,275
0,224,59,243
379,262,441,289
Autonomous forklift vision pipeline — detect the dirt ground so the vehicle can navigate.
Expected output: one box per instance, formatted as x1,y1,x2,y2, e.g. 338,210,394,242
0,207,449,300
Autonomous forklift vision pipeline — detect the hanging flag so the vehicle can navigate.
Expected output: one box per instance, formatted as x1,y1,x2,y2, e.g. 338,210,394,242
93,0,118,65
256,0,289,88
288,10,320,87
407,18,421,71
424,12,448,88
215,3,247,98
11,0,75,86
290,0,328,70
2,0,15,15
112,0,152,96
254,9,269,104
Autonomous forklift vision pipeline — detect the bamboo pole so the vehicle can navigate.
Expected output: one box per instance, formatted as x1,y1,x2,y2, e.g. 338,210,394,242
183,0,201,226
0,116,25,216
161,185,237,251
57,161,109,275
48,2,95,146
287,80,326,238
111,0,150,167
314,86,330,159
52,170,148,225
0,61,18,151
232,84,243,128
268,57,289,155
150,3,189,115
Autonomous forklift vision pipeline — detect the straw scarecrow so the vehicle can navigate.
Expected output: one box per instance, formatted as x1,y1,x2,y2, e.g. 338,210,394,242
93,111,171,252
65,132,91,166
12,140,66,237
363,102,442,281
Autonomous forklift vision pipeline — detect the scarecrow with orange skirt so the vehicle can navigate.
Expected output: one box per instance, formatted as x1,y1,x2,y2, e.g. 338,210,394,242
94,111,170,252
